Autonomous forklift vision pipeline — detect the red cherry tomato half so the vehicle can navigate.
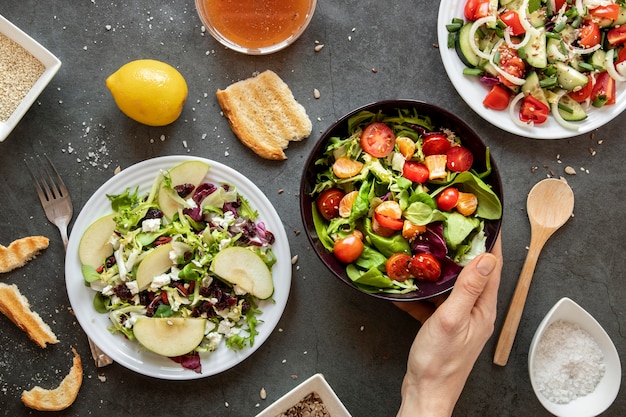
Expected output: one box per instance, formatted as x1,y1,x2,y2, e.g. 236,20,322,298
607,24,626,46
374,212,404,231
579,22,601,49
436,187,459,211
316,188,345,221
408,253,442,282
590,4,620,21
568,75,593,103
483,84,511,110
422,133,452,156
385,253,412,282
402,161,430,183
360,122,396,158
333,234,364,263
519,95,550,124
500,10,526,36
446,145,474,172
464,0,491,21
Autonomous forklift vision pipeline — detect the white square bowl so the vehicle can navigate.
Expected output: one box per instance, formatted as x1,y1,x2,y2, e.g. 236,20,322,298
255,373,352,417
0,13,61,142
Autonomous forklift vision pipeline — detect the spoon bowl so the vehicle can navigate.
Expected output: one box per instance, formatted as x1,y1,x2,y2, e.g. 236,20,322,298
494,178,574,366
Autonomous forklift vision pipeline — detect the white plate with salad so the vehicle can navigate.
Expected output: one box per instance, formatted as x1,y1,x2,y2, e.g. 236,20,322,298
438,0,626,139
65,156,291,380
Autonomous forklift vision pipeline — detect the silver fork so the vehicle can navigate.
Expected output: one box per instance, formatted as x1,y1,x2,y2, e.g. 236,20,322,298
26,154,113,367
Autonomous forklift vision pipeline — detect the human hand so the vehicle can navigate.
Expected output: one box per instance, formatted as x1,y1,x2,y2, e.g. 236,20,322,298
396,234,502,417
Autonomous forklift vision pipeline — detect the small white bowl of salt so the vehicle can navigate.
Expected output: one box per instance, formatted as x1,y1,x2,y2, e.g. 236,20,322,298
528,297,621,417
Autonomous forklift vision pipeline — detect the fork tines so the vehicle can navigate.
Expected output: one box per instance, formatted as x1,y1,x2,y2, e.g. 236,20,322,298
25,154,71,204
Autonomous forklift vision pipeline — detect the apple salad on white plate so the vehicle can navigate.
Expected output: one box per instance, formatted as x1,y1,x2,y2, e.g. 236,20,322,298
78,160,276,373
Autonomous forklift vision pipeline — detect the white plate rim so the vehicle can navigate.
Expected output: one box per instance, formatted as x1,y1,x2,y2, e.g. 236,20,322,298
437,0,626,139
65,155,292,380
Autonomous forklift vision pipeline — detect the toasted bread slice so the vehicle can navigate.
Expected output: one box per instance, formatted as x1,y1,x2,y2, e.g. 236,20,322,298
0,283,58,348
0,236,49,273
216,70,312,160
22,348,83,411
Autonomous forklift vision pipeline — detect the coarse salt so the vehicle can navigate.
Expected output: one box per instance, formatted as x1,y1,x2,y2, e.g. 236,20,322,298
533,320,605,404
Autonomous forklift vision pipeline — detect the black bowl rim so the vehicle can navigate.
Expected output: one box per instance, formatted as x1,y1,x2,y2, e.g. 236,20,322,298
299,99,503,302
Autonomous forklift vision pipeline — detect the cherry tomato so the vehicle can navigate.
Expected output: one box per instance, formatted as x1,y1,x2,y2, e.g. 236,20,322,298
402,161,429,183
316,188,345,221
446,146,473,172
464,0,491,21
422,133,451,156
497,44,525,87
409,253,442,282
607,24,626,46
374,201,404,231
385,253,412,282
360,122,396,158
591,71,616,107
519,95,550,124
590,5,620,21
568,75,593,103
483,84,511,110
333,233,364,263
500,10,526,36
436,187,459,212
579,22,601,49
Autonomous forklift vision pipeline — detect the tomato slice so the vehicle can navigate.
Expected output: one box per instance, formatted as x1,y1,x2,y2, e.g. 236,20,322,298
483,84,511,110
590,5,620,21
402,161,429,183
374,212,404,230
374,201,404,230
591,71,616,107
436,187,459,212
422,133,451,156
316,188,345,221
519,95,550,124
409,253,442,282
568,75,593,103
360,122,396,158
333,233,364,263
464,0,491,21
446,146,473,172
497,44,525,87
579,22,601,49
607,24,626,46
500,10,526,36
385,253,412,282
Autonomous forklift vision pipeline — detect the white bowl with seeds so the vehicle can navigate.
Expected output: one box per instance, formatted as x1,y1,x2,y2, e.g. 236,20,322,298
528,297,621,417
0,13,61,142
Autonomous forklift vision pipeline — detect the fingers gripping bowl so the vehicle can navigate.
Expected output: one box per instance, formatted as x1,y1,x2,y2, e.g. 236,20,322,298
300,100,503,301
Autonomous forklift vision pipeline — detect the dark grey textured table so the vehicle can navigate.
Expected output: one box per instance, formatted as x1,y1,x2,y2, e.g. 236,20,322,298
1,1,624,416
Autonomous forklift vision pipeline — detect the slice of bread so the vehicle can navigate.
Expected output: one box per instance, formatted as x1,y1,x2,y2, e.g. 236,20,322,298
216,70,312,160
0,236,49,273
22,347,83,411
0,283,59,348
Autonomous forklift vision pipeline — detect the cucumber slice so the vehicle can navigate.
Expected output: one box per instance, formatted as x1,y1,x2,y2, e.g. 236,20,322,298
521,71,548,105
547,38,567,63
524,28,547,69
589,49,607,71
617,7,626,26
555,62,589,91
558,95,587,121
455,23,480,67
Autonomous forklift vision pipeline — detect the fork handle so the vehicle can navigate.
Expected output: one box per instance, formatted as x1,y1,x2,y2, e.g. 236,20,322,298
56,218,70,250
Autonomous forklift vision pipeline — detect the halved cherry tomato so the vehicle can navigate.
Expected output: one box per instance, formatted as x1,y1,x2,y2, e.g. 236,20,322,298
590,5,620,21
385,253,412,282
607,24,626,46
446,146,473,172
333,157,364,179
361,122,395,158
333,232,364,263
374,201,404,230
402,161,430,183
568,75,593,103
591,71,616,107
422,133,451,156
316,188,345,221
464,0,491,21
409,253,441,282
436,187,459,212
483,84,512,110
500,10,526,36
497,44,525,87
579,22,601,49
519,95,550,124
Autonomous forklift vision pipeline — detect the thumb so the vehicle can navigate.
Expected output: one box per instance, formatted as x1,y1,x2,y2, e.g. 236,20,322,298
444,253,498,315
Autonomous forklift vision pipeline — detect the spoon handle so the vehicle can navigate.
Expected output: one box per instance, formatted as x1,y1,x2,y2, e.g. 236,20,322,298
493,237,546,366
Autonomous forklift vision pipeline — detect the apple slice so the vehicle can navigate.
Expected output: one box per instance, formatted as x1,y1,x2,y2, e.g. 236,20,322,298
79,213,117,269
136,243,173,291
157,160,210,219
133,317,206,357
210,247,274,299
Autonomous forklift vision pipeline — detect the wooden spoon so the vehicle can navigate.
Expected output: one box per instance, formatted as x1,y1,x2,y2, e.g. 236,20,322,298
493,178,574,366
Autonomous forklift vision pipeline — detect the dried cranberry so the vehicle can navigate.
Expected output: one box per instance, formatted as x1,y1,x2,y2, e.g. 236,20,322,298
105,255,117,268
113,284,133,301
174,183,195,198
143,208,164,220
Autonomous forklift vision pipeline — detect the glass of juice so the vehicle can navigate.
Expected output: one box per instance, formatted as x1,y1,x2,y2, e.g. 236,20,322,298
195,0,317,55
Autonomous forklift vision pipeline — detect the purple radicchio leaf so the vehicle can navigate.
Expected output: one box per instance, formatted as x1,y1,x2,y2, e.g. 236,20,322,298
170,352,202,373
412,223,448,260
436,257,463,286
192,183,216,205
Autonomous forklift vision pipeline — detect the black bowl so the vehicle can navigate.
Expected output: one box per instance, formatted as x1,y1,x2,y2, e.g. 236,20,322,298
299,99,503,301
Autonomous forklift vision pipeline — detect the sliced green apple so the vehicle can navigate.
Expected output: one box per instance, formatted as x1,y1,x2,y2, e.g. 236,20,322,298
136,243,174,291
157,160,210,219
210,247,274,299
79,213,117,269
133,317,206,357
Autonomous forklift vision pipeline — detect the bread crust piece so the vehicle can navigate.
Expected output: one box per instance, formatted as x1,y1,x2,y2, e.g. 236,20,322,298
0,236,49,273
0,283,59,348
22,348,83,411
216,70,312,160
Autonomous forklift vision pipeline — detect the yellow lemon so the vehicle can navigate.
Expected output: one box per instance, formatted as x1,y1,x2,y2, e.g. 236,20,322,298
105,59,188,126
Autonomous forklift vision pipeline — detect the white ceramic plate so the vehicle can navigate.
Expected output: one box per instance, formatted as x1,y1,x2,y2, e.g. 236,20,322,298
437,1,626,139
65,156,292,380
528,298,621,417
0,13,61,142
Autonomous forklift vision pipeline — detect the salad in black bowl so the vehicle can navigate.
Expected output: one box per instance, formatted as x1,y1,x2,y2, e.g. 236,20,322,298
300,100,503,301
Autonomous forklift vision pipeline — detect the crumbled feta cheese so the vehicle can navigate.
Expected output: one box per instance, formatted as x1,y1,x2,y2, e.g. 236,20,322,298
150,273,171,290
126,281,139,295
233,284,248,296
141,218,161,232
101,285,114,296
